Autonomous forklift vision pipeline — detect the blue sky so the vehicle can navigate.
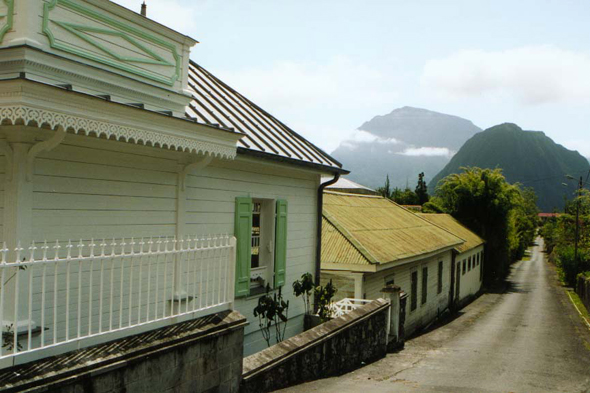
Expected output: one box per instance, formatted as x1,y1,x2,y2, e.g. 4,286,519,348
115,0,590,157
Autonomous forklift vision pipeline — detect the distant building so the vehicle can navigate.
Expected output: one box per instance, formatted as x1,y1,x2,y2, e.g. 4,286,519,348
321,176,378,195
320,192,464,336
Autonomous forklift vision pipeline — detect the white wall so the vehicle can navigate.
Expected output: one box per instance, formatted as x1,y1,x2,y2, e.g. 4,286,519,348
455,245,484,303
363,250,453,336
25,133,319,356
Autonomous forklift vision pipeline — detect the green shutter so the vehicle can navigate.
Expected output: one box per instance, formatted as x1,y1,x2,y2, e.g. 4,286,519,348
274,199,288,288
235,197,252,297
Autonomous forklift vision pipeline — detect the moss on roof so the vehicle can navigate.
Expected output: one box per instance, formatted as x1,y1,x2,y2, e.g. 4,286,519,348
417,213,485,253
322,192,464,269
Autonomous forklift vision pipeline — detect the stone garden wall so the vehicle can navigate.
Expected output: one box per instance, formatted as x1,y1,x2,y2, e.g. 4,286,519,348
0,311,247,393
241,299,390,393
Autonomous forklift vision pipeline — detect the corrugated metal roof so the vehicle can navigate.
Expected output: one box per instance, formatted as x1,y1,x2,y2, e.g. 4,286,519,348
417,213,485,253
322,217,369,265
186,61,343,170
322,192,464,268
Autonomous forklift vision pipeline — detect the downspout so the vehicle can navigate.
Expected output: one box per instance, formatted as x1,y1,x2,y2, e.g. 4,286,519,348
314,172,340,312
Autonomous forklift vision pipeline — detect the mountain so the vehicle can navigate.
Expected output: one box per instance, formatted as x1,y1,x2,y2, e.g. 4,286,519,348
331,107,481,189
430,123,590,211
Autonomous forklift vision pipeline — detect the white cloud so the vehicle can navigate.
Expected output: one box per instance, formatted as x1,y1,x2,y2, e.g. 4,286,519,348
397,147,454,157
339,129,401,150
216,56,399,117
421,46,590,105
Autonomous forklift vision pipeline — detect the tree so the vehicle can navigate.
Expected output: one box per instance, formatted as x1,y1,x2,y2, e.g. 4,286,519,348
431,167,537,284
415,172,429,205
376,175,392,199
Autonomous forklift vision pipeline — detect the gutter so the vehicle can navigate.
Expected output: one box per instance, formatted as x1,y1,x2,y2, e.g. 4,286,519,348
314,172,340,311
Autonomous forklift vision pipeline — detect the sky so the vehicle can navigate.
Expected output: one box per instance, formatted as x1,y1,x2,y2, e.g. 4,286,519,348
114,0,590,158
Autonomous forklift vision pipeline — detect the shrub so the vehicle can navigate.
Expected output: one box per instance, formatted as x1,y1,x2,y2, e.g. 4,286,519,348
556,246,590,286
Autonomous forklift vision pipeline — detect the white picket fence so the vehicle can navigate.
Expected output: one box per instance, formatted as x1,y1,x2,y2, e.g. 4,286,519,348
328,298,373,318
0,235,236,367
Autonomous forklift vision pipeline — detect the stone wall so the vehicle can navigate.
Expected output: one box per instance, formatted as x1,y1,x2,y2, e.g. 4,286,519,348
241,299,390,393
576,274,590,313
0,311,247,393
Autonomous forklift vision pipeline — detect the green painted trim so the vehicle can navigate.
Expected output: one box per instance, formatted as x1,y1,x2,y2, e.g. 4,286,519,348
42,0,180,86
0,0,14,44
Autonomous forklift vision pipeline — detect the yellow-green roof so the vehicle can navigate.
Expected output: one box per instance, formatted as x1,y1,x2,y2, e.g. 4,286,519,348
322,192,464,269
417,213,485,253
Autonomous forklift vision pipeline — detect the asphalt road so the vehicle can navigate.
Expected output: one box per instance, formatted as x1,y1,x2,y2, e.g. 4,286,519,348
282,238,590,393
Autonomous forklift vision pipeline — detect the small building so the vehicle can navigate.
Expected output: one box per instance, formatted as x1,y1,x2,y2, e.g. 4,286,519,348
320,192,464,336
418,213,485,307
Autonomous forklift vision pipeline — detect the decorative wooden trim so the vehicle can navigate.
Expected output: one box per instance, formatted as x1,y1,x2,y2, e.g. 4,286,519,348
0,0,14,44
42,0,180,86
0,106,237,159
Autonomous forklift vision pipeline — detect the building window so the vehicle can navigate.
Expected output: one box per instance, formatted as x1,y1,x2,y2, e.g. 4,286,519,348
468,256,472,271
421,267,428,305
437,261,443,294
249,199,276,290
384,273,395,286
234,197,288,297
462,260,466,275
411,271,418,311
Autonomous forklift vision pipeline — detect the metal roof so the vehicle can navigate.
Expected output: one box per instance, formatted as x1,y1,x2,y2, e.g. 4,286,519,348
186,61,344,171
322,192,465,269
417,213,485,253
321,176,378,195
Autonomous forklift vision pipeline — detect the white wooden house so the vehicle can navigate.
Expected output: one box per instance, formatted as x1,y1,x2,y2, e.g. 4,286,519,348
0,0,346,366
320,192,464,336
417,213,485,307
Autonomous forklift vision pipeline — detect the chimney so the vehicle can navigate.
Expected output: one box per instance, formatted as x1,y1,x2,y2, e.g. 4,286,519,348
140,1,147,17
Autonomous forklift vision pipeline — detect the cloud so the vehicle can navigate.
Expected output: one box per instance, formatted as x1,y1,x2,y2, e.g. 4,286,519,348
397,147,454,157
421,46,590,105
339,130,401,150
215,56,400,117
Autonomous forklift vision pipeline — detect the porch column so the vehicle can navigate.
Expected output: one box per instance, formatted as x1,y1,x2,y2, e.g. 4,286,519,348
381,284,401,346
1,128,36,344
173,155,212,305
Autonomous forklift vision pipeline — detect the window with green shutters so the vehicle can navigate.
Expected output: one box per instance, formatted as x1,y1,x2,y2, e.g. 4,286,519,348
234,197,288,297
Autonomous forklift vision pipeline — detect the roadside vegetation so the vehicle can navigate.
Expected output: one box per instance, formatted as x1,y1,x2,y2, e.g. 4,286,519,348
539,189,590,287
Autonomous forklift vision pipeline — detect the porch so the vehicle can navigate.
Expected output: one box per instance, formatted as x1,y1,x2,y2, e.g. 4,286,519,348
0,234,236,368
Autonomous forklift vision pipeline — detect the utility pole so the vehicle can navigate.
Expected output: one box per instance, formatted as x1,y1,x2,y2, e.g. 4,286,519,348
574,176,582,264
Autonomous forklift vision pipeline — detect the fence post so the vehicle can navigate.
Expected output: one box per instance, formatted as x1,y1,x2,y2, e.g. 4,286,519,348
229,237,236,308
381,284,401,349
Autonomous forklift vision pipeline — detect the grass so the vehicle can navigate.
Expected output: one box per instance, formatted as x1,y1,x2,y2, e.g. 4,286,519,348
568,290,590,321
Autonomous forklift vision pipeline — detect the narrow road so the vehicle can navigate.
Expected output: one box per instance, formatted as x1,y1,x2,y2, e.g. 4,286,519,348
282,238,590,393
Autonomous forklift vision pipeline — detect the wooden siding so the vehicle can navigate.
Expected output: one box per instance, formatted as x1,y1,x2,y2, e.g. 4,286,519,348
456,245,484,302
28,134,318,356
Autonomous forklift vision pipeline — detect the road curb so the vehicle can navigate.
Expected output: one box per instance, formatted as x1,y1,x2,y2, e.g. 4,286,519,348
565,290,590,330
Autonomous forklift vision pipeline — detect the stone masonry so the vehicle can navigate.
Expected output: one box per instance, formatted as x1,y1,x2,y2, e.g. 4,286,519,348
0,310,247,393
